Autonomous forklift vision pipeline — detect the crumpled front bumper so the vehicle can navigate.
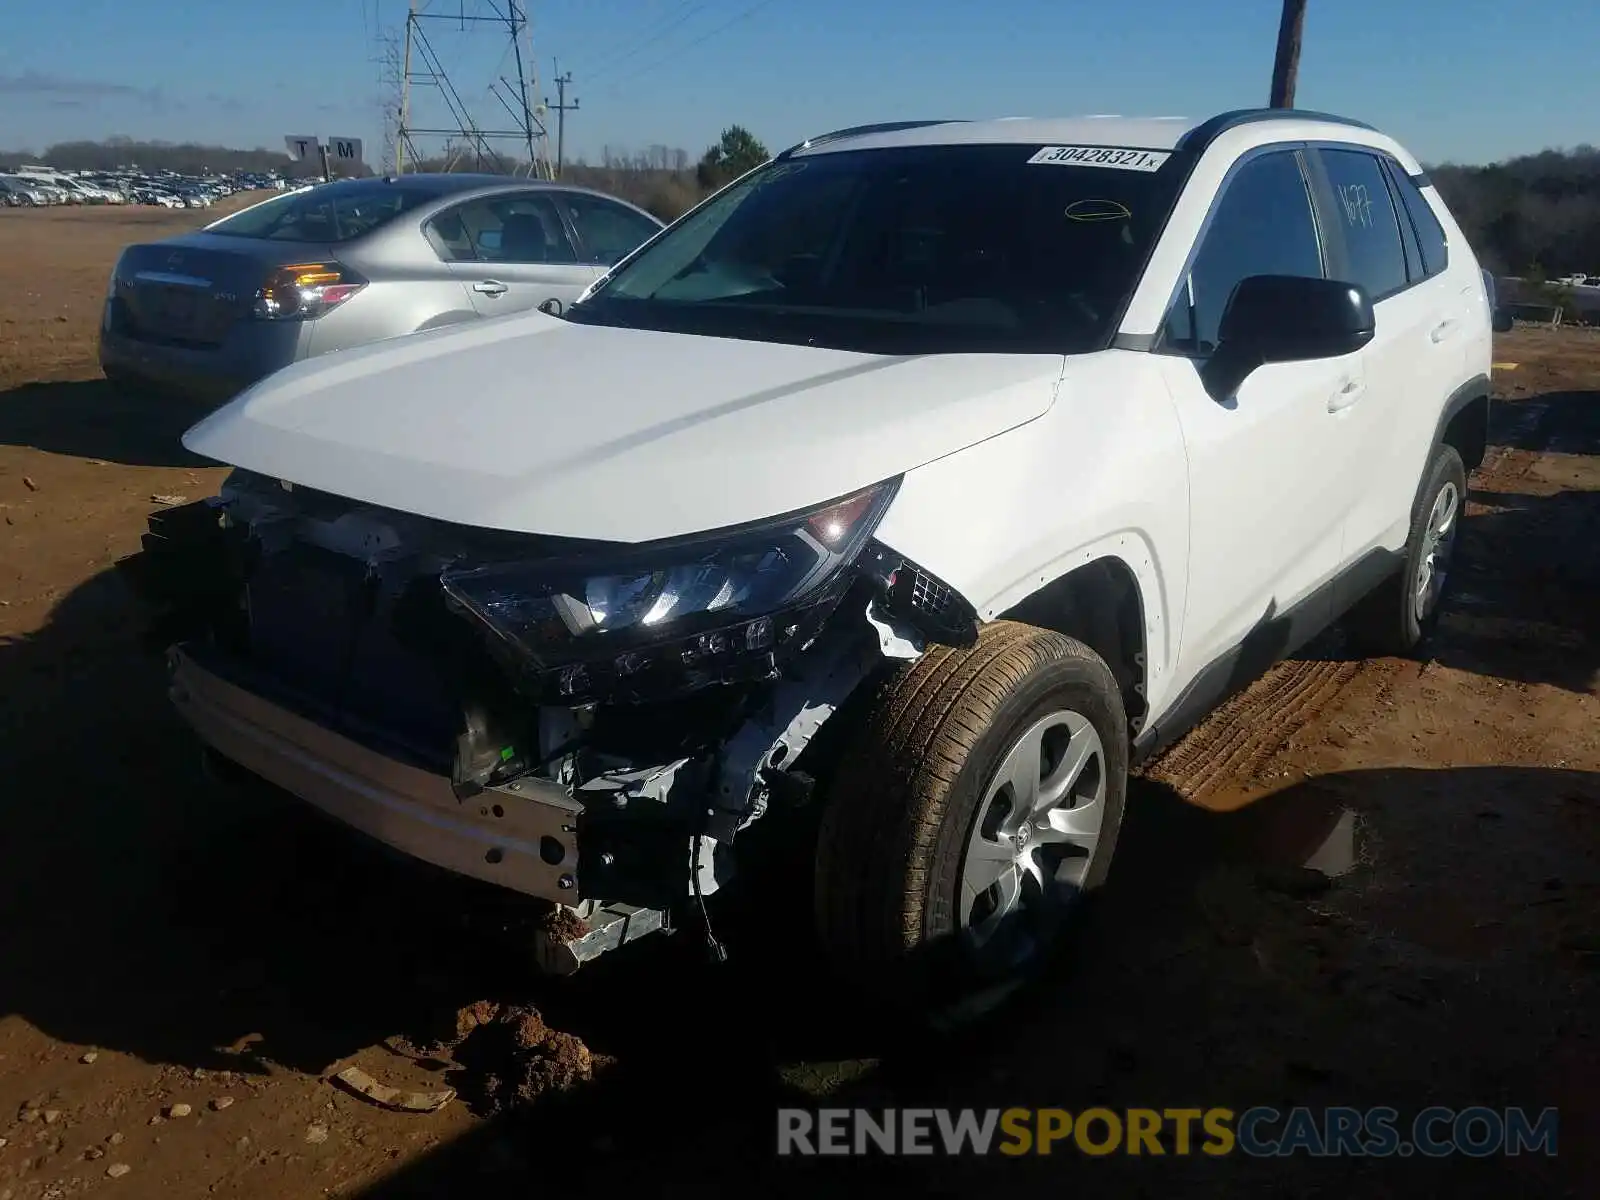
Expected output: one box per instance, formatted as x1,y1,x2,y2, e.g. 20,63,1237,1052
167,645,586,903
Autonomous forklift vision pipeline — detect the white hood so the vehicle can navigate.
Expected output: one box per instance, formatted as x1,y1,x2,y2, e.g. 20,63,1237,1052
183,313,1064,543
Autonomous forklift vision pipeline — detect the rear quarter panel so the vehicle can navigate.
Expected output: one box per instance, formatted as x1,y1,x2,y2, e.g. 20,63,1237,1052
305,224,479,357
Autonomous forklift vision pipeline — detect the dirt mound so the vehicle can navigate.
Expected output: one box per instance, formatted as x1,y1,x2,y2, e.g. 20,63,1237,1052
539,906,590,943
443,1001,601,1112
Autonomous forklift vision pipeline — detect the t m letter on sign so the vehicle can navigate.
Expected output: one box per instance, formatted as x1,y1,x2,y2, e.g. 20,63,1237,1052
328,138,364,165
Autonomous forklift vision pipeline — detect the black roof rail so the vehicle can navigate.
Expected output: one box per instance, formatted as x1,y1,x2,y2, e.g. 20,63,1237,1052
776,119,966,159
1177,107,1379,155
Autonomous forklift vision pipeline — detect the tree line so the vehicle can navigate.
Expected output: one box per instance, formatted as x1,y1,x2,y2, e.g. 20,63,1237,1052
6,129,1594,276
396,125,770,222
1430,145,1600,277
0,136,332,179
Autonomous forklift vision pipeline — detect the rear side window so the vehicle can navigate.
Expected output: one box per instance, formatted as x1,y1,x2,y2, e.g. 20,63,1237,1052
426,193,579,265
1316,148,1409,301
1387,168,1450,278
553,194,660,265
1163,150,1324,355
206,182,433,242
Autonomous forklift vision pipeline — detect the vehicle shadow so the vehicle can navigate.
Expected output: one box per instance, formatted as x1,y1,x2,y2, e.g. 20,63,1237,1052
1440,484,1600,693
1486,388,1600,456
0,564,554,1082
348,762,1598,1200
0,377,215,467
1433,385,1600,694
0,562,1595,1196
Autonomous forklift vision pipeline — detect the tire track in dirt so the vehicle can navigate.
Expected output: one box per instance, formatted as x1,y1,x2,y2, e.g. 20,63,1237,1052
1139,656,1364,805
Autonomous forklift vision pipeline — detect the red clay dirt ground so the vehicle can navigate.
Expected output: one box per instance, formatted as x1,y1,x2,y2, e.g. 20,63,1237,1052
1,204,1596,1199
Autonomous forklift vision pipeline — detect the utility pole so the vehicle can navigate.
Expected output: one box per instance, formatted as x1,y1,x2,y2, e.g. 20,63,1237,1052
1269,0,1308,109
545,66,578,176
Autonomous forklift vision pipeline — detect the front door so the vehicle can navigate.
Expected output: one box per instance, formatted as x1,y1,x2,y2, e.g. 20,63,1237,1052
1154,148,1366,688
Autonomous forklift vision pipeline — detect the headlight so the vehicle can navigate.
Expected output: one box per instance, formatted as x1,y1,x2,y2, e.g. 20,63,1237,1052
439,478,900,702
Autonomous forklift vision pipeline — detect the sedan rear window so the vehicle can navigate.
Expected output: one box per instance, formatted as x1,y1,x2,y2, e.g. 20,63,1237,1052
206,181,434,242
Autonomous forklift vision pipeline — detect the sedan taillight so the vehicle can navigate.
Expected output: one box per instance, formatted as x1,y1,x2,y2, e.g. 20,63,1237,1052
253,262,366,320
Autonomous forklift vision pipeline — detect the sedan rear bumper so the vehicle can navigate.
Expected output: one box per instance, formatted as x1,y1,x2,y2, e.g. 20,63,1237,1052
167,646,585,903
98,302,310,404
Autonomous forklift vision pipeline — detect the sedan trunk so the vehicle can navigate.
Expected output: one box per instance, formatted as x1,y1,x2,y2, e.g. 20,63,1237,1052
109,236,329,348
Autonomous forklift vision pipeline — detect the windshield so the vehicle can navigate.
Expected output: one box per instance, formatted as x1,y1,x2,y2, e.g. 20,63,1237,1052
205,180,435,242
567,143,1184,353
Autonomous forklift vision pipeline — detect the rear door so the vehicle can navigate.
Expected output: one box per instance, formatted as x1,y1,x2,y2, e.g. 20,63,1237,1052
549,192,663,268
1304,147,1466,571
428,191,599,317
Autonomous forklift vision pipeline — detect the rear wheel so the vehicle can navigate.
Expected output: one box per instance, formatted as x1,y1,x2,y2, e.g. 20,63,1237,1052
1345,442,1466,656
812,621,1127,1018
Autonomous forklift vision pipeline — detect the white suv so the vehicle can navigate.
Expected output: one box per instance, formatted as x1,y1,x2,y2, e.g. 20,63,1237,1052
127,108,1493,1014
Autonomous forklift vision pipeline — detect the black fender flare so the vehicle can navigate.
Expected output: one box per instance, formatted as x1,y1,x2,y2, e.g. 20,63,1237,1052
1429,372,1492,469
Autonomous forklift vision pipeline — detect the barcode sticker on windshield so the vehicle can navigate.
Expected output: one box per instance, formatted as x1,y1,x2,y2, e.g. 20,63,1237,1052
1028,145,1171,172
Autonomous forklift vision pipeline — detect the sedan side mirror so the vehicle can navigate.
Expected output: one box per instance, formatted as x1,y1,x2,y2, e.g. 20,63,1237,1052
1201,274,1376,402
538,298,563,316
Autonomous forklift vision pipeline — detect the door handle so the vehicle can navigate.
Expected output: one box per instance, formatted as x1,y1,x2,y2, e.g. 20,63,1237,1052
1429,319,1459,344
1328,379,1365,413
473,280,508,296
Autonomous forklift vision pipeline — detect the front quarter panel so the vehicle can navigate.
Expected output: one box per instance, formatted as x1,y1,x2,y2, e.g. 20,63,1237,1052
871,351,1190,717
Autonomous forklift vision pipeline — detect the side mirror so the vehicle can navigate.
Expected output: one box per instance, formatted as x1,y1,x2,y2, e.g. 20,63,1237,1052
537,298,563,316
1200,275,1376,402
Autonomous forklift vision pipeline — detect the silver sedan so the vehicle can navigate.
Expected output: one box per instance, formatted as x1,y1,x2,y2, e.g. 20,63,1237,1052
98,174,665,403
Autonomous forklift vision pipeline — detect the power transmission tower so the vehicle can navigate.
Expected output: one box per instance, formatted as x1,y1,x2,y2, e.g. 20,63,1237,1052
544,65,578,176
386,0,553,177
1270,0,1308,109
375,26,408,174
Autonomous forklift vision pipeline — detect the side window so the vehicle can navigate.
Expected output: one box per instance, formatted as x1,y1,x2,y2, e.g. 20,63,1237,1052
1387,168,1450,278
424,193,578,265
425,201,476,262
556,195,660,265
1380,160,1424,283
1316,149,1409,300
1162,150,1323,355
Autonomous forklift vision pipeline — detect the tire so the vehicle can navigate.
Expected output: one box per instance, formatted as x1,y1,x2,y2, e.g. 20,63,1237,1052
813,620,1128,1017
1345,442,1467,657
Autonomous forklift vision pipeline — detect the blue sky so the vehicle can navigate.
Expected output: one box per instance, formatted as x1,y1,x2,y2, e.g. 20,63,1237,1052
1,0,1593,167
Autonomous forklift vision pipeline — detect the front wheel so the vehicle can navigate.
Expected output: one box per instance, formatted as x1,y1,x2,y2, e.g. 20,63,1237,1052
812,621,1128,1019
1345,442,1467,656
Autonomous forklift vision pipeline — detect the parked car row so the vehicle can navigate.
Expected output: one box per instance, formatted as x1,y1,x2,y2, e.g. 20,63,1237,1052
0,166,288,208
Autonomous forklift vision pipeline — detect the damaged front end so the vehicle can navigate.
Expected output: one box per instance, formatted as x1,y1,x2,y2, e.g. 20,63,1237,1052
117,470,978,971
